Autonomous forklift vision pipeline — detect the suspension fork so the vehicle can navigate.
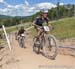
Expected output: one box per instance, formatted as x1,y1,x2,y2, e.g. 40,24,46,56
40,32,45,43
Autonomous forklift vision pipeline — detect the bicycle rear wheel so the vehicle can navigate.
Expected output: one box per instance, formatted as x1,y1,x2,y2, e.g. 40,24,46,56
21,37,25,48
43,35,57,60
33,37,41,54
18,37,25,48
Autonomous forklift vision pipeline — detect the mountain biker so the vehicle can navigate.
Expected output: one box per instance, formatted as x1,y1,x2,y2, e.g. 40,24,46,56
32,11,49,41
17,26,26,48
18,26,25,36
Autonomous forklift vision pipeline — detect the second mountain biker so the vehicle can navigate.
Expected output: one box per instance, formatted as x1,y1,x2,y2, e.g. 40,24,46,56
17,26,26,48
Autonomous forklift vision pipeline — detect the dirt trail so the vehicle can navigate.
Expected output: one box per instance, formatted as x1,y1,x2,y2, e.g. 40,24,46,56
0,33,75,69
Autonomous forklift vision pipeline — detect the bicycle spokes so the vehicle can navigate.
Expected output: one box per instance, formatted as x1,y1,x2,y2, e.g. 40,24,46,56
33,35,57,59
43,35,57,59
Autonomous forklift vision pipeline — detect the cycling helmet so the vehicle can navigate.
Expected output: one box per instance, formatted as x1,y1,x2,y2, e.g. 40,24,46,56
41,9,48,14
20,26,24,29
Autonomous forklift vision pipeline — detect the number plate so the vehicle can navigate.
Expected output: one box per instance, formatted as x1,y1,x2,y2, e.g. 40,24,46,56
43,26,50,31
21,34,25,36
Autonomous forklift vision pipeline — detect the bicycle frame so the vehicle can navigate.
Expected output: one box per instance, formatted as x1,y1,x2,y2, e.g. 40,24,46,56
33,26,57,59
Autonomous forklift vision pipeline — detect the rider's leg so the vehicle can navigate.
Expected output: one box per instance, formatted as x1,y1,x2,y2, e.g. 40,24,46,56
36,27,43,41
40,27,45,40
37,28,44,49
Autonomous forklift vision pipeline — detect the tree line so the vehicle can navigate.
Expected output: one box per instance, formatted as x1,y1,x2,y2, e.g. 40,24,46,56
0,4,75,28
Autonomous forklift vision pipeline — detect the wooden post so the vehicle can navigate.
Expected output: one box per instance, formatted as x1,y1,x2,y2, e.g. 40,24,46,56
2,25,11,51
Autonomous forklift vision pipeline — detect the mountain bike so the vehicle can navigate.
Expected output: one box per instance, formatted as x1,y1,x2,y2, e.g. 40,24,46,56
33,26,57,60
18,34,25,48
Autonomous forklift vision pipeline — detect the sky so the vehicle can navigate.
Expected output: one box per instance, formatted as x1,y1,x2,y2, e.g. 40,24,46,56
0,0,75,16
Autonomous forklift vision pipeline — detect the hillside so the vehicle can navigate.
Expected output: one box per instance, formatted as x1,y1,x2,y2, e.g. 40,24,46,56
0,15,11,19
0,16,75,40
51,17,75,39
29,17,75,40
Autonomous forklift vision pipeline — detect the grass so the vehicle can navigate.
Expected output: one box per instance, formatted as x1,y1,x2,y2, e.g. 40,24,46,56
0,39,6,45
0,26,17,34
51,17,75,40
0,17,75,40
0,22,32,33
29,17,75,40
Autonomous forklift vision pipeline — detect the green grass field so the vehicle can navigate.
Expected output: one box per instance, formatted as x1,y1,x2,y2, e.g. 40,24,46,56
0,17,75,40
0,22,31,33
29,17,75,40
51,17,75,40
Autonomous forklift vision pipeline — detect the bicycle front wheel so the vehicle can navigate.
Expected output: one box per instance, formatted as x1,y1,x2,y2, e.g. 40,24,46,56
43,35,57,60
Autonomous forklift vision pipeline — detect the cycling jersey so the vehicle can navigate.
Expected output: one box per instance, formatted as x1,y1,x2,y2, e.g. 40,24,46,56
18,29,25,36
34,17,49,26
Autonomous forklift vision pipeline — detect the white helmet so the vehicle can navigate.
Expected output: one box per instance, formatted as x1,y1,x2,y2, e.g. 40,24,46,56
41,9,48,13
43,10,48,13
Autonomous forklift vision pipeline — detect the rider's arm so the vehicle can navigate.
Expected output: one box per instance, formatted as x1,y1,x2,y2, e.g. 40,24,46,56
32,17,39,26
24,29,26,34
45,17,49,26
32,20,36,26
18,30,20,36
32,17,38,26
